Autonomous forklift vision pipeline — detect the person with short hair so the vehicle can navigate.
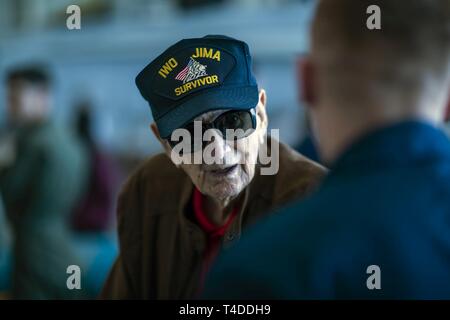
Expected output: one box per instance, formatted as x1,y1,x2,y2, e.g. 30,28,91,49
204,0,450,299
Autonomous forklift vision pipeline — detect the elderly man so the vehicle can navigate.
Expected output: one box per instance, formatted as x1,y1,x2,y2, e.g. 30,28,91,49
101,35,326,299
205,0,450,299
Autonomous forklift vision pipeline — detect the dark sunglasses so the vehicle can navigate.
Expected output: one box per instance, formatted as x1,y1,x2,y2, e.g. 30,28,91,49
168,108,257,151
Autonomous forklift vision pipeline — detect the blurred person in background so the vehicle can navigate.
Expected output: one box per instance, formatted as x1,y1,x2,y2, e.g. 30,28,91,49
0,66,89,299
205,0,450,299
71,103,118,232
101,35,326,299
68,103,120,297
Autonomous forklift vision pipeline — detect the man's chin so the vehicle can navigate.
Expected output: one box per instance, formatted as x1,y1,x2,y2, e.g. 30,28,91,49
205,181,245,202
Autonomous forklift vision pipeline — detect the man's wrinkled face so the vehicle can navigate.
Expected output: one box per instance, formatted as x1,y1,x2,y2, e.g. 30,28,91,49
157,90,268,202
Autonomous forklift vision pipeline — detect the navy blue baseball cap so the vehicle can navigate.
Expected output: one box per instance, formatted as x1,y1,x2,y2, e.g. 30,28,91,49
135,35,259,139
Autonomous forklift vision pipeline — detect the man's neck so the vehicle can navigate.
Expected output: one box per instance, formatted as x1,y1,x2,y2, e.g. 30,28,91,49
319,111,438,166
203,193,242,226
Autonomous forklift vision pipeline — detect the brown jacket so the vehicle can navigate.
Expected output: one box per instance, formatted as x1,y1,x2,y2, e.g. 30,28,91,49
101,138,327,299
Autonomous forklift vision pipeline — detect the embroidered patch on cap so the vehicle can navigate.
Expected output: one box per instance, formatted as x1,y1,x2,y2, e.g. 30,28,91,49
175,57,207,83
152,46,236,101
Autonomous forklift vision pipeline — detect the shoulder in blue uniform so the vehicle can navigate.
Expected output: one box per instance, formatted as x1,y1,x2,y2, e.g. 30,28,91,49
204,121,450,299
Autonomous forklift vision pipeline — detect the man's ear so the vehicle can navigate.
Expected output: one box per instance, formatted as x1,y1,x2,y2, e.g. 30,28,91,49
150,123,171,155
256,88,268,131
297,55,317,106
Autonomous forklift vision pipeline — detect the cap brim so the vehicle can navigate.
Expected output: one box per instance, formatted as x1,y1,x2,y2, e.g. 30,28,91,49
156,85,259,139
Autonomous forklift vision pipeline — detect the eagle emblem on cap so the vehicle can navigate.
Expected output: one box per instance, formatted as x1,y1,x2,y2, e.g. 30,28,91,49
175,57,207,84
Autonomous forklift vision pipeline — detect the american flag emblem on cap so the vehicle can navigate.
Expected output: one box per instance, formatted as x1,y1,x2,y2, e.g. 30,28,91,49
175,57,207,84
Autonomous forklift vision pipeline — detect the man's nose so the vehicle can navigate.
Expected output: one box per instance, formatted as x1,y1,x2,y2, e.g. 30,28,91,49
205,129,230,160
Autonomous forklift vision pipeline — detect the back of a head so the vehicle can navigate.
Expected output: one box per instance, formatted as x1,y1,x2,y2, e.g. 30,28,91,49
312,0,450,121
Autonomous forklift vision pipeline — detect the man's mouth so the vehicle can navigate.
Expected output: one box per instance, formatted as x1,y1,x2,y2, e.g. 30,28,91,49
207,164,238,176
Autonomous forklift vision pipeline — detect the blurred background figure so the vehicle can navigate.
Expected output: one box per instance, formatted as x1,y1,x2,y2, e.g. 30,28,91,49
0,66,88,299
71,102,117,232
69,102,120,297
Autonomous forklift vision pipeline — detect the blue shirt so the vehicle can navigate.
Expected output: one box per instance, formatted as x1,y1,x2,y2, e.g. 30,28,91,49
204,121,450,299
